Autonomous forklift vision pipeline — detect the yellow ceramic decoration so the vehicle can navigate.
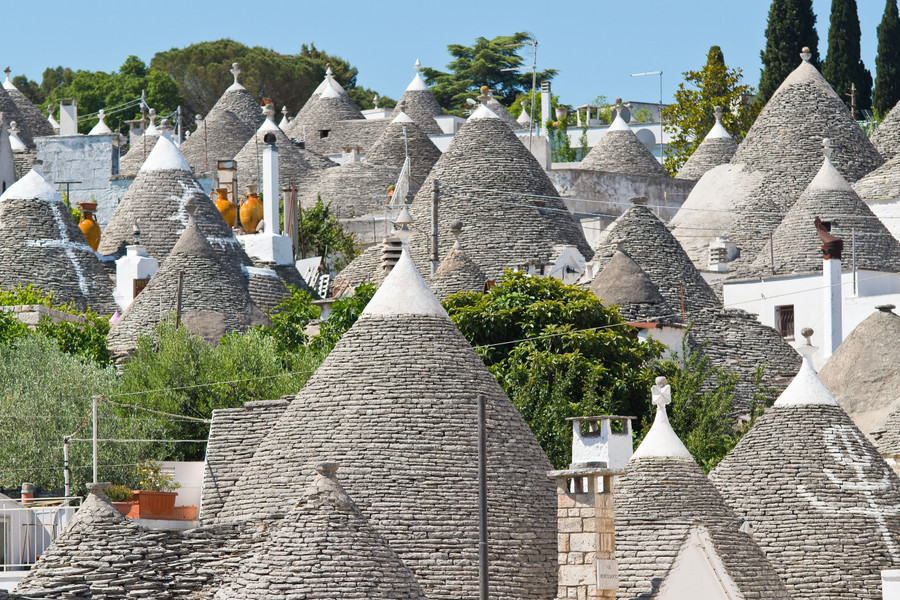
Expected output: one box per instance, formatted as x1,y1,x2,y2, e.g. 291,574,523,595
240,184,263,233
78,202,101,251
213,188,236,227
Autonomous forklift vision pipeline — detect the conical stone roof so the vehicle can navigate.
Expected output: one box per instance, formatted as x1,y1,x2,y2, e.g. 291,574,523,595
480,93,527,131
854,151,900,207
107,203,268,352
382,107,590,282
588,202,720,319
233,111,335,192
179,107,255,175
0,86,33,147
819,306,900,438
216,248,557,600
210,65,265,130
365,112,442,184
580,113,667,177
672,53,884,267
746,155,900,276
118,131,161,176
428,237,487,300
590,248,673,323
0,169,115,313
870,97,900,161
390,68,444,135
2,69,54,142
286,74,365,149
710,359,900,599
217,464,426,600
616,381,790,599
297,160,404,219
98,135,248,266
676,108,737,180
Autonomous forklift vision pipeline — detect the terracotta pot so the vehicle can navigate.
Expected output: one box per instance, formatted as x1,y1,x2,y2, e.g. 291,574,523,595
113,501,135,517
240,185,263,233
78,203,101,251
132,490,177,519
212,188,235,227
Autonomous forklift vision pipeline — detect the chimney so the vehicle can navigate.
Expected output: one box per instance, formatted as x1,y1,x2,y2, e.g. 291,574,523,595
341,145,362,164
707,237,735,272
115,220,159,308
59,99,78,136
20,482,34,504
818,217,843,359
383,206,414,273
541,81,552,135
569,416,634,471
262,131,279,236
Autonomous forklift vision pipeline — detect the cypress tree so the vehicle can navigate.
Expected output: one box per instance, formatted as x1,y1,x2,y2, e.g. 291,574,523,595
822,0,873,117
874,0,900,116
759,0,820,105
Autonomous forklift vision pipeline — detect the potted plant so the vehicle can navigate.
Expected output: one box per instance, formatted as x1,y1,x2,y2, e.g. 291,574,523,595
106,484,135,516
132,461,180,519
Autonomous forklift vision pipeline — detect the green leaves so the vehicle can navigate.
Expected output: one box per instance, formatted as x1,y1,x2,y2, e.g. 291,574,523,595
299,196,360,272
874,0,900,116
822,0,872,117
759,0,820,105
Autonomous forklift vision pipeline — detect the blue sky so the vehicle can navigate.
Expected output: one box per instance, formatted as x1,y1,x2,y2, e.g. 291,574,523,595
0,1,886,109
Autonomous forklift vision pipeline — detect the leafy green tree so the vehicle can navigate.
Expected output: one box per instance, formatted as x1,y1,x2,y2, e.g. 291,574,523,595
299,196,360,272
759,0,820,105
308,283,376,354
874,0,900,116
822,0,873,116
444,272,664,467
663,46,760,175
421,33,556,113
261,285,319,354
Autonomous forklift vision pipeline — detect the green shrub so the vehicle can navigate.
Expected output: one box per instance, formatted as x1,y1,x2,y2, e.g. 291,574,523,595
106,484,133,502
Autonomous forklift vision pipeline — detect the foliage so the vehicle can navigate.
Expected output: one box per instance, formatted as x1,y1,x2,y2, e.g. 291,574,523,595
759,0,820,105
0,334,135,493
135,460,180,492
105,484,133,502
444,272,663,468
299,196,360,272
114,323,314,462
822,0,872,117
261,285,319,354
874,0,900,116
309,283,376,354
663,46,760,175
545,118,577,162
422,33,556,114
653,336,764,473
35,57,184,135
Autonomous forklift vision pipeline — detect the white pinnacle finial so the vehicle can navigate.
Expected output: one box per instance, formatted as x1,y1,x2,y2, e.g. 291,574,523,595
10,121,18,134
373,94,379,109
713,106,723,122
281,105,288,117
651,376,671,411
98,109,105,120
823,137,833,159
230,62,241,85
800,46,812,62
414,58,422,72
326,64,333,77
262,103,275,119
3,66,9,84
149,108,157,124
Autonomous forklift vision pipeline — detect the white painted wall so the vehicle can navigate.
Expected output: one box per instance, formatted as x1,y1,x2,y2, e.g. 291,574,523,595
883,569,900,599
160,461,203,507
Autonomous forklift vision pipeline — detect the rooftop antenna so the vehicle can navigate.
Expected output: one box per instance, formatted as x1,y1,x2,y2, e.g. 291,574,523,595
500,33,538,151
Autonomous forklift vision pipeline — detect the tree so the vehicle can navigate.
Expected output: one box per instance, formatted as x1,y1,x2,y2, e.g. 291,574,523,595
421,33,556,114
662,46,760,175
759,0,820,105
874,0,900,116
444,272,664,467
299,196,360,272
822,0,873,117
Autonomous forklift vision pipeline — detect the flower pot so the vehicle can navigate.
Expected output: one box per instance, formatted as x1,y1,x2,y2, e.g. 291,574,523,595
113,502,134,517
132,490,178,519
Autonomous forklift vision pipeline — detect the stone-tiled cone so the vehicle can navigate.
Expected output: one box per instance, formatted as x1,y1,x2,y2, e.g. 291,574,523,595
365,118,442,185
232,120,335,192
217,467,427,600
589,204,720,317
218,251,557,600
590,248,673,323
428,245,487,300
390,89,444,135
676,136,737,180
118,134,161,176
580,128,667,177
4,83,54,143
107,219,268,352
287,89,364,144
615,455,791,600
297,161,403,219
871,98,900,162
0,86,34,147
710,391,900,598
211,83,265,130
0,170,115,313
179,107,255,175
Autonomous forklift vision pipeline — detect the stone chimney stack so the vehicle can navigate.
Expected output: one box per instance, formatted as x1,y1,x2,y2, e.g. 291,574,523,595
59,99,78,136
817,141,843,359
541,81,552,135
549,415,631,600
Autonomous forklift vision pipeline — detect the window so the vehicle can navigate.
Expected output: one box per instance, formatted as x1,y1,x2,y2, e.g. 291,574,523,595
775,305,795,338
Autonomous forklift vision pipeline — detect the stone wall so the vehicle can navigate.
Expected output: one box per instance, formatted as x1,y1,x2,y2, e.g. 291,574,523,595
547,166,695,246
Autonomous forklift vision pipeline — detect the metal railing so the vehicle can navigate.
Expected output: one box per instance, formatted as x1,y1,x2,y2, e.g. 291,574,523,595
0,497,81,571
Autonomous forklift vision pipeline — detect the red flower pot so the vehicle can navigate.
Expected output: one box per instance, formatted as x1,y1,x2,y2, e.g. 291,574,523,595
132,491,178,519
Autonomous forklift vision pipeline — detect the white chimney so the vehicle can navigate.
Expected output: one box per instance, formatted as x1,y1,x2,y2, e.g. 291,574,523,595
570,416,634,471
540,81,551,135
262,137,279,235
114,223,158,310
59,99,78,136
820,224,843,359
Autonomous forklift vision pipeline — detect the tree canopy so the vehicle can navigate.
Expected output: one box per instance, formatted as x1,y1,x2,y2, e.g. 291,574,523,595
421,33,556,114
874,0,900,116
662,46,759,175
822,0,873,117
758,0,820,105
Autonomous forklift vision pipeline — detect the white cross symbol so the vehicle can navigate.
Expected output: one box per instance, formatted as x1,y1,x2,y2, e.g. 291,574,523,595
651,377,671,410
